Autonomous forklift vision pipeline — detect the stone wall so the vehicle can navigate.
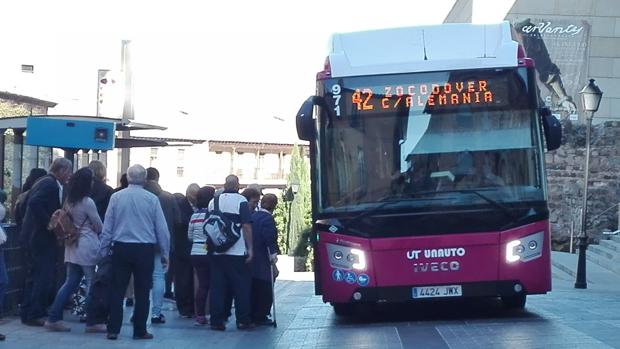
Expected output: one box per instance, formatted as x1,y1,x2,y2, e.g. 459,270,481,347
547,120,620,250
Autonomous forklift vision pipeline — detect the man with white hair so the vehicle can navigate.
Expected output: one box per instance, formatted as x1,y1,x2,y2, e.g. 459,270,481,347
20,157,73,327
97,164,170,340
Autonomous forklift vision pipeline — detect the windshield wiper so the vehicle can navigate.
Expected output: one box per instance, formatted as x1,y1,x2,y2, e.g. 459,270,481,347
411,189,516,220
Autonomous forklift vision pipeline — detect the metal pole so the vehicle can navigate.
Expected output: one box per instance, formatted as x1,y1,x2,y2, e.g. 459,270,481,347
286,201,292,254
119,40,133,180
575,112,592,289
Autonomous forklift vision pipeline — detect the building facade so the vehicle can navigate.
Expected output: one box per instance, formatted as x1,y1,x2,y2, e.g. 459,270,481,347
445,0,620,123
128,140,307,195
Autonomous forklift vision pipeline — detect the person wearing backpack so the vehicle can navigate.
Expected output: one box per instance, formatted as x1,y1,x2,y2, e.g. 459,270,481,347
206,175,254,331
20,158,73,327
45,167,103,332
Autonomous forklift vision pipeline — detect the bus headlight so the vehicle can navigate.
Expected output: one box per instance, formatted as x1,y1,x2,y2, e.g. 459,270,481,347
505,231,544,263
326,243,368,271
506,240,522,263
350,248,366,270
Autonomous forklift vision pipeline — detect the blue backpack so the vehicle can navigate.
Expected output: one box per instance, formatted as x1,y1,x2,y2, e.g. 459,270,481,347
203,194,242,253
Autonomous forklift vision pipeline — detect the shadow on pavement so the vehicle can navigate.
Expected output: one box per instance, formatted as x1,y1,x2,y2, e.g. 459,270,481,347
333,297,546,325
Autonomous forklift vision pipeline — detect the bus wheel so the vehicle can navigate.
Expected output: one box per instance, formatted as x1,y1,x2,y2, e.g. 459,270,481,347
332,303,355,317
501,294,526,309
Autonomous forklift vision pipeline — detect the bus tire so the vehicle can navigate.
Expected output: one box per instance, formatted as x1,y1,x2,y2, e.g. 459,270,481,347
332,303,355,317
501,294,526,309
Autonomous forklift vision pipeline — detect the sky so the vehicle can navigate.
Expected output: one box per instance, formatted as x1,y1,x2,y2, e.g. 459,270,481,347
0,0,495,144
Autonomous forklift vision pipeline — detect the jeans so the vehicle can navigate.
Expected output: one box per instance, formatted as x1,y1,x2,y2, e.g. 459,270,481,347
209,254,251,326
48,263,95,322
0,248,8,312
151,253,165,317
108,243,154,337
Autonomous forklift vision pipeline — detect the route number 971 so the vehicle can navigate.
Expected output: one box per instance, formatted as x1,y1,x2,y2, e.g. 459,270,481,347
331,84,341,117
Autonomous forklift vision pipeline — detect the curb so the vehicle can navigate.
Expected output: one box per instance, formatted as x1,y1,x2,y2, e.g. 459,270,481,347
551,260,576,278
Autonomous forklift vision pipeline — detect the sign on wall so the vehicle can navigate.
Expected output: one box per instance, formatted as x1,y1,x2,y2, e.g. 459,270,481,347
509,18,591,122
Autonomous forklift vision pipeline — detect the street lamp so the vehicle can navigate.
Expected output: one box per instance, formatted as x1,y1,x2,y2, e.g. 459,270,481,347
575,79,603,289
284,181,299,254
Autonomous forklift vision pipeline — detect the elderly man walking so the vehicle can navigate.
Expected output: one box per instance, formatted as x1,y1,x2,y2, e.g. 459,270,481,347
97,165,170,340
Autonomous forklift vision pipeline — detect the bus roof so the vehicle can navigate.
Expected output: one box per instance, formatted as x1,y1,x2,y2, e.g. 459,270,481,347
327,22,518,78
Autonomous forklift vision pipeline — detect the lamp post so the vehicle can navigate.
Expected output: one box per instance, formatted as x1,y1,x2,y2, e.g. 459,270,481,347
284,181,299,254
575,79,603,289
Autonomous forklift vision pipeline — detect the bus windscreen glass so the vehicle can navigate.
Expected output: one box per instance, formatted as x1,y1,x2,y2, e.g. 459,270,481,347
319,68,544,213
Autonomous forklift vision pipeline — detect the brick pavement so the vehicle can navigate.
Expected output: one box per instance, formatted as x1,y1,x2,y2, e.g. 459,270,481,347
0,254,619,349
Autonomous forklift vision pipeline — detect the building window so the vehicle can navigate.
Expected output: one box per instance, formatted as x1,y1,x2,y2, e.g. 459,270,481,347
177,166,184,177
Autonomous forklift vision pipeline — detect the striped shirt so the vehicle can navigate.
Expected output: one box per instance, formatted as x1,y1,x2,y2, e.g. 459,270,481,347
187,209,209,256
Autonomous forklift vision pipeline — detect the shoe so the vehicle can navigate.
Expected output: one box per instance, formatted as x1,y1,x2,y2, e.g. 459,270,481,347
44,320,71,332
151,314,165,324
0,334,5,341
180,313,193,319
210,324,225,331
125,298,134,307
23,318,45,327
255,319,275,326
106,333,118,340
133,333,154,340
85,324,107,333
236,322,256,330
193,316,207,326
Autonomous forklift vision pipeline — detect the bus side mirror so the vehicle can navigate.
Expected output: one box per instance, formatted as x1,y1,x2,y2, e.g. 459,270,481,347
296,96,316,141
540,107,562,151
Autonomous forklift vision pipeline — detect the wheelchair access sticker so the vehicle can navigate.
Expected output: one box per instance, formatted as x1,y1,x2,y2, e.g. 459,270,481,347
344,271,357,284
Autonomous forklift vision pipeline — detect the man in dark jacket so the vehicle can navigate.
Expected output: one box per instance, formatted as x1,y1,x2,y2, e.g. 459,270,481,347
144,167,181,324
20,158,73,326
250,193,279,325
172,183,199,317
88,160,114,222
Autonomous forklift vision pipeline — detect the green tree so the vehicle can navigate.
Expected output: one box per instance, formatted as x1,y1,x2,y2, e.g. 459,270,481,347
287,144,311,255
273,192,288,254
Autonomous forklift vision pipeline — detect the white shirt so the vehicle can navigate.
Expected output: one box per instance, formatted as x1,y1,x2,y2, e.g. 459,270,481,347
207,192,251,256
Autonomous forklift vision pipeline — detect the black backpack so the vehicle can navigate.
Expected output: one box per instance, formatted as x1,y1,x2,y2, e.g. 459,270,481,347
203,194,241,253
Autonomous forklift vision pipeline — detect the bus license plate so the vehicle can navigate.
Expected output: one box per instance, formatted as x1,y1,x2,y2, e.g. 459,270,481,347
412,285,462,299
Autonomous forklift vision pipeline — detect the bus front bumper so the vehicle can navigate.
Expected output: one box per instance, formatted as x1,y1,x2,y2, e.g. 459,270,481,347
346,280,534,303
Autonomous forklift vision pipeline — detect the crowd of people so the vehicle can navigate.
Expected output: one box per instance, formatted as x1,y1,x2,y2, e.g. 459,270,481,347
1,158,280,340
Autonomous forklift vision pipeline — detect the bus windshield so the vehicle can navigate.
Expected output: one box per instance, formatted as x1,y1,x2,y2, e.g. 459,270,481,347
318,67,545,213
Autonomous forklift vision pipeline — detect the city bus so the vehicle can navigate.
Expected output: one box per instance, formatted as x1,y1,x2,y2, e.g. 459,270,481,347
295,22,562,316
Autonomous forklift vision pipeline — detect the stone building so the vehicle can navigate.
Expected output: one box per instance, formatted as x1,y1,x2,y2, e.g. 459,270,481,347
0,91,57,207
445,0,620,249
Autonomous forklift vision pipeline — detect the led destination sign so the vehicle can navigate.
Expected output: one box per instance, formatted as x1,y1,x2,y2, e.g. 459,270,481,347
351,80,496,111
325,72,517,117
